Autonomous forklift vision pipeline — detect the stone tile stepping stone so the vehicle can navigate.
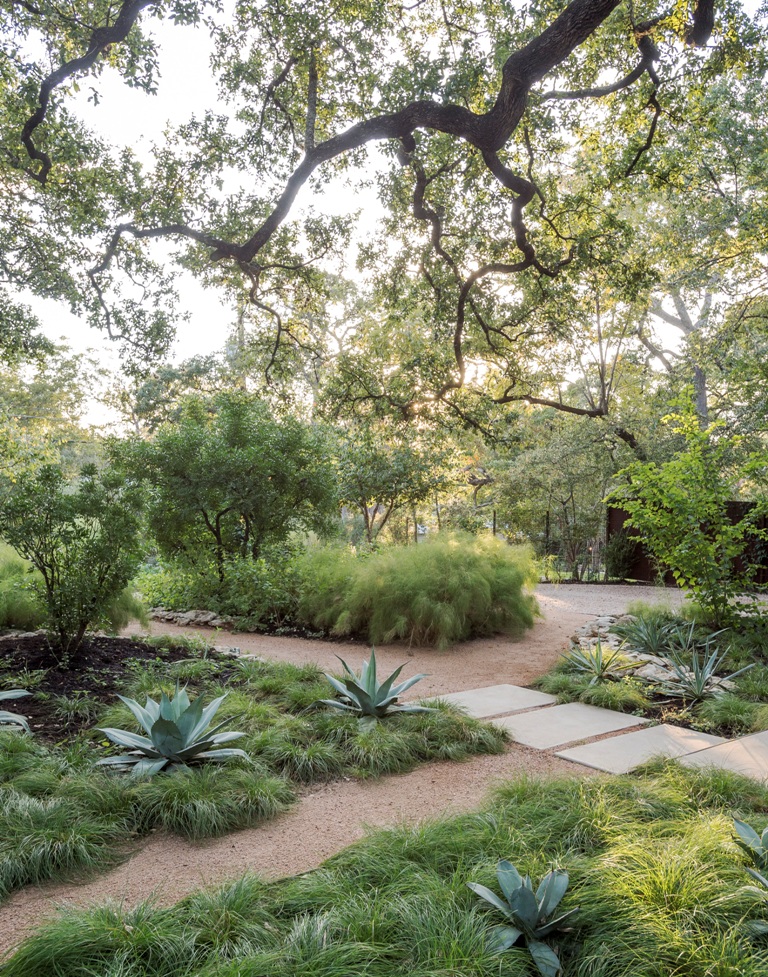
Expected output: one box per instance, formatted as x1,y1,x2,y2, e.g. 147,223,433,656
439,684,557,719
555,724,727,774
679,731,768,781
492,702,649,750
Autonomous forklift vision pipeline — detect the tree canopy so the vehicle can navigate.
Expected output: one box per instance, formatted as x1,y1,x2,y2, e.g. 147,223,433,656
2,0,765,411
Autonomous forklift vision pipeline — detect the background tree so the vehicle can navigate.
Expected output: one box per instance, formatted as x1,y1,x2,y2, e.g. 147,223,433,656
119,392,336,581
335,425,450,543
1,0,759,392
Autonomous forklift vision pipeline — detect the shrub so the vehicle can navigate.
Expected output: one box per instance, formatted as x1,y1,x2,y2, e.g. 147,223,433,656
603,529,639,580
0,465,145,661
297,535,537,649
135,550,297,626
609,410,768,627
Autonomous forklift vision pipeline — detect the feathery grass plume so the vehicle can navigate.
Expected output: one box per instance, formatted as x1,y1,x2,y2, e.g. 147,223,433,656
297,534,537,648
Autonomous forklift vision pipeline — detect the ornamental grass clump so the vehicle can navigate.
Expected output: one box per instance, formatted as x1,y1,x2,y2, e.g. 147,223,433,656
96,684,249,777
297,534,537,648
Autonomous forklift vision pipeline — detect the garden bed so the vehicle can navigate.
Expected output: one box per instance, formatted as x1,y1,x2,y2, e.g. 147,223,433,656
0,634,506,899
535,603,768,739
4,764,768,977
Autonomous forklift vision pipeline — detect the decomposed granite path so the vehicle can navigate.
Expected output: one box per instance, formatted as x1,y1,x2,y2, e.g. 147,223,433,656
0,584,687,958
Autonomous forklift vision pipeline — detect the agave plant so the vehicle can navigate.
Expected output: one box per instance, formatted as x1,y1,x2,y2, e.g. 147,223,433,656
734,818,768,875
468,860,578,977
562,640,636,686
610,616,675,656
659,637,753,703
733,819,768,936
0,689,30,732
96,684,248,777
316,648,434,728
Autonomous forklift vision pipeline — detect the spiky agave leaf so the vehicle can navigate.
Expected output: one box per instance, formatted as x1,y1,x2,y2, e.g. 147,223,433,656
96,686,248,777
469,861,577,977
0,689,31,733
317,649,432,723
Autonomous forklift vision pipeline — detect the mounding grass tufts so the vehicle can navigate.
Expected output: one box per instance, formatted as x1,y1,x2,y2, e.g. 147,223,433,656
8,766,768,977
130,765,294,840
0,649,508,898
297,535,537,649
0,790,128,897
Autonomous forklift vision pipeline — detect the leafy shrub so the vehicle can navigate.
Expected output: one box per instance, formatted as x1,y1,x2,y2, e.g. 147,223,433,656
610,410,768,627
135,549,297,626
603,529,639,580
297,535,537,648
0,465,145,660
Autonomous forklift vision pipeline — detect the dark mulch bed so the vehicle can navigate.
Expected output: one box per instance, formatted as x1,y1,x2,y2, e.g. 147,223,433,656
0,633,220,743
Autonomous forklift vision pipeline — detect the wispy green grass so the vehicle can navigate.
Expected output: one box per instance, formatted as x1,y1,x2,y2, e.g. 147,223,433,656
6,766,768,976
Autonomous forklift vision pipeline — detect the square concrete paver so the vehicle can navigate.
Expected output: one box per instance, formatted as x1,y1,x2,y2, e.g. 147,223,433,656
439,684,557,718
492,702,649,750
555,724,727,774
679,731,768,781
